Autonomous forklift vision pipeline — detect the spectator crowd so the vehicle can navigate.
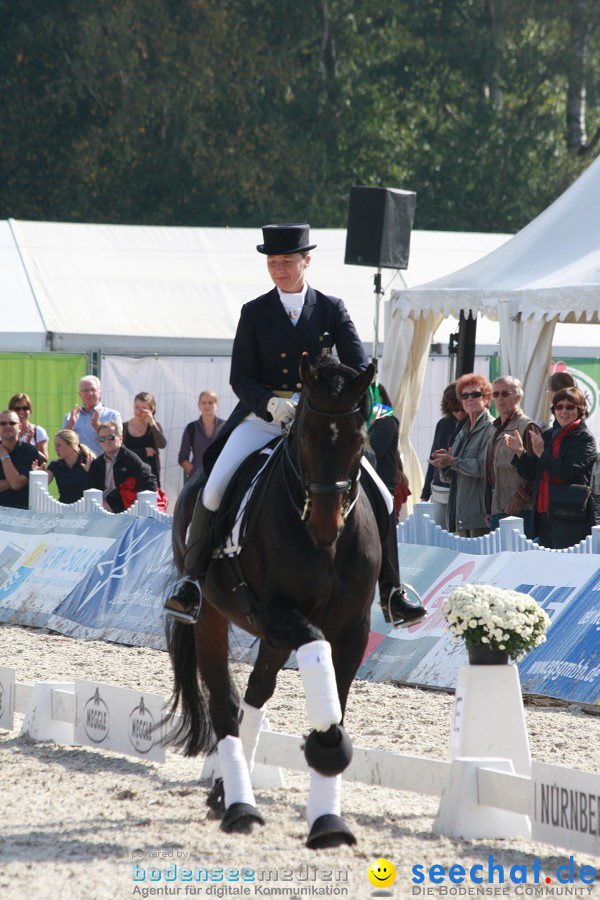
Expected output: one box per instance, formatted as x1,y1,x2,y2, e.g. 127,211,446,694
0,367,597,551
424,370,600,550
0,375,224,514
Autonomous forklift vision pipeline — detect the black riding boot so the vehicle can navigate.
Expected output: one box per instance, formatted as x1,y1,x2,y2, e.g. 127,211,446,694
164,498,216,625
361,467,426,626
378,509,426,626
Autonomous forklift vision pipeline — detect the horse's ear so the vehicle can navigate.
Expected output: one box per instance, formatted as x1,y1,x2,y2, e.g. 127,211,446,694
354,363,376,399
300,352,317,388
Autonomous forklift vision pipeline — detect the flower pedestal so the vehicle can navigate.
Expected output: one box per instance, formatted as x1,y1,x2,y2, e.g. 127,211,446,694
433,664,532,841
449,663,531,777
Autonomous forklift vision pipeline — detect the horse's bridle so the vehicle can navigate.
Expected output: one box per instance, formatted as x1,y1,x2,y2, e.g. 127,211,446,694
284,398,365,523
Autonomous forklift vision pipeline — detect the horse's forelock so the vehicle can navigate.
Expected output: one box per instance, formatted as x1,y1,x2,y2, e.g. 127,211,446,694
312,359,364,402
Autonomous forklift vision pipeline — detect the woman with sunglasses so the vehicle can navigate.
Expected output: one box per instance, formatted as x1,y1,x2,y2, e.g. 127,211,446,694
429,373,494,536
88,420,158,513
8,393,49,464
505,387,599,549
487,376,541,538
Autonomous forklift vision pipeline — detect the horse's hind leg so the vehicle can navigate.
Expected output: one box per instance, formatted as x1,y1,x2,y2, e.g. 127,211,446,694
193,602,264,833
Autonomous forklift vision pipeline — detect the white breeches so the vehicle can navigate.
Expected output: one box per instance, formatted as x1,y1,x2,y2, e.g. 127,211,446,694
203,414,282,512
202,414,394,516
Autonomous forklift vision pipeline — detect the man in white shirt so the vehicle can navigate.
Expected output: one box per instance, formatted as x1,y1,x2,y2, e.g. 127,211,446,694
62,375,122,457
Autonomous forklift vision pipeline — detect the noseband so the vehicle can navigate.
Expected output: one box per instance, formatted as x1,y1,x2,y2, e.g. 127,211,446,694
284,398,365,523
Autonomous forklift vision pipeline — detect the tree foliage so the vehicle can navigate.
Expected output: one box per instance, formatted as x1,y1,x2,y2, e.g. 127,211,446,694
0,0,598,231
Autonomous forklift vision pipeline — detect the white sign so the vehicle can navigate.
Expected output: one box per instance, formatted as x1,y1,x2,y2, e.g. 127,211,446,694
0,665,15,731
532,760,600,856
75,679,165,763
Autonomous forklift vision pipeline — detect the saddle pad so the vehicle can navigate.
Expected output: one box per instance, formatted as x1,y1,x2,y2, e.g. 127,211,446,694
214,438,282,557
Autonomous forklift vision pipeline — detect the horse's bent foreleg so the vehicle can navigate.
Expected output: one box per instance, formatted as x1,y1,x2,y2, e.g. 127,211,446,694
240,642,289,773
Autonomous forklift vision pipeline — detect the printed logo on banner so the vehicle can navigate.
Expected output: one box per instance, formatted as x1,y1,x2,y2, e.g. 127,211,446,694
129,697,156,755
83,687,110,743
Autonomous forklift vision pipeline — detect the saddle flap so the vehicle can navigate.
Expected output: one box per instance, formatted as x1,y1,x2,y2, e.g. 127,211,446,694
214,437,283,555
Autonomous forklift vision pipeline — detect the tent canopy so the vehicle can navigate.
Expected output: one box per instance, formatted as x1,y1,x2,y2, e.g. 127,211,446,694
5,220,510,355
382,156,600,506
393,155,600,324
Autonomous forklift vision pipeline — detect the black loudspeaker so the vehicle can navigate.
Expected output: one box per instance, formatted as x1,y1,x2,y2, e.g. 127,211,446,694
344,185,416,269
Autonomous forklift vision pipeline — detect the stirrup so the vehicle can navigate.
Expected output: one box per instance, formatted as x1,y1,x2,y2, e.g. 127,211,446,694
387,587,426,628
163,576,202,625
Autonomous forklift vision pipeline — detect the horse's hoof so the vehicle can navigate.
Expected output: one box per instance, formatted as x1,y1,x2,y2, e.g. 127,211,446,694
303,726,353,776
306,814,356,849
221,802,265,833
206,777,225,811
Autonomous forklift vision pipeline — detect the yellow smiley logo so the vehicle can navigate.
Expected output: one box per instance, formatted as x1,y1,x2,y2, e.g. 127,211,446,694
368,857,396,888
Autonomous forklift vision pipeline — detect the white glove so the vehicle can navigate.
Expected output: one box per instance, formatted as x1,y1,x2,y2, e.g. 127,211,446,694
267,396,296,425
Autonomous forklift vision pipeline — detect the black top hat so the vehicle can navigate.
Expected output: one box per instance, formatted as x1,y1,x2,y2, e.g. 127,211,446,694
257,223,317,255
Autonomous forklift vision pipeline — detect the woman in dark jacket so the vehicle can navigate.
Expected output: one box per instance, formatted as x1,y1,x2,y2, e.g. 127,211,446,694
421,381,467,527
505,387,598,549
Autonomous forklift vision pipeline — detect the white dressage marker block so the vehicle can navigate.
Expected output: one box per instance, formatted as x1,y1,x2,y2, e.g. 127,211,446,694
20,681,76,746
433,757,532,840
0,666,15,731
450,664,531,777
74,679,166,763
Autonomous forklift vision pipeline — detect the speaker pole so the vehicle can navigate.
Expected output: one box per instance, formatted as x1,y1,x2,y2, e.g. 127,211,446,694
372,269,384,373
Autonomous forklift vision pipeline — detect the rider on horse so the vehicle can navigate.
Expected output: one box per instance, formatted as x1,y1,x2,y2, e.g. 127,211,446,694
164,223,426,627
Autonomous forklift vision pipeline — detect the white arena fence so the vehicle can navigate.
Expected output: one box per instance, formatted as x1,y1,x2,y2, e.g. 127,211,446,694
29,471,600,556
3,667,600,856
399,501,600,555
28,470,173,524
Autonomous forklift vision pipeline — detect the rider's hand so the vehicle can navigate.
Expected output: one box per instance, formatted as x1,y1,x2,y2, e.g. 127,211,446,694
267,396,296,425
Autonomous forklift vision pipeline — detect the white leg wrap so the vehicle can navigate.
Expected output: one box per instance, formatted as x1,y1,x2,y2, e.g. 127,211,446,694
238,700,266,773
217,735,255,808
306,770,342,826
296,640,342,732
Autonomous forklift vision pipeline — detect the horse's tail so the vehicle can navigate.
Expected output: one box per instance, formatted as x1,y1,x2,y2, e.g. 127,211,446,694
163,619,215,757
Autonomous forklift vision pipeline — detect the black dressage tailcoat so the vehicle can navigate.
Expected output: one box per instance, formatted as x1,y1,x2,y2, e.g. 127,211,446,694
203,285,368,473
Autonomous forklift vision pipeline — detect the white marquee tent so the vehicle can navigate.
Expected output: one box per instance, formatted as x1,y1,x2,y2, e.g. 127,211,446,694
3,219,512,354
2,219,513,502
382,157,600,500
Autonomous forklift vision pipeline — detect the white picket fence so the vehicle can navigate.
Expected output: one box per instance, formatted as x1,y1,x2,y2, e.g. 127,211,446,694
399,501,600,555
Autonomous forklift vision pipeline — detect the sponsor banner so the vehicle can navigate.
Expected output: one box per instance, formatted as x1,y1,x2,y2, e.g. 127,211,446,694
518,567,600,702
532,760,600,856
359,546,600,700
49,517,174,650
75,679,165,763
0,529,122,628
0,665,15,731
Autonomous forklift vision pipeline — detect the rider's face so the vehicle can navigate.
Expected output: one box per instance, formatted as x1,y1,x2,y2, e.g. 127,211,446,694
266,253,309,294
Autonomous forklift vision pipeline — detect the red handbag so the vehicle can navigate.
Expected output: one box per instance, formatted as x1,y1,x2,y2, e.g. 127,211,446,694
119,477,168,512
394,481,411,523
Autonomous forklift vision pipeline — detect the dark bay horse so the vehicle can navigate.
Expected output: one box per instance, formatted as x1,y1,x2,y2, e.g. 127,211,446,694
165,356,380,848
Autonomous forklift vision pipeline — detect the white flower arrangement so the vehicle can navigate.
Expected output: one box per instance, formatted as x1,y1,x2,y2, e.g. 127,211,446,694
441,583,550,661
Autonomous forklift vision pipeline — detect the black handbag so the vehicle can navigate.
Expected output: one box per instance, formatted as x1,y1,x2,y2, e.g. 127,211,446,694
548,482,592,521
